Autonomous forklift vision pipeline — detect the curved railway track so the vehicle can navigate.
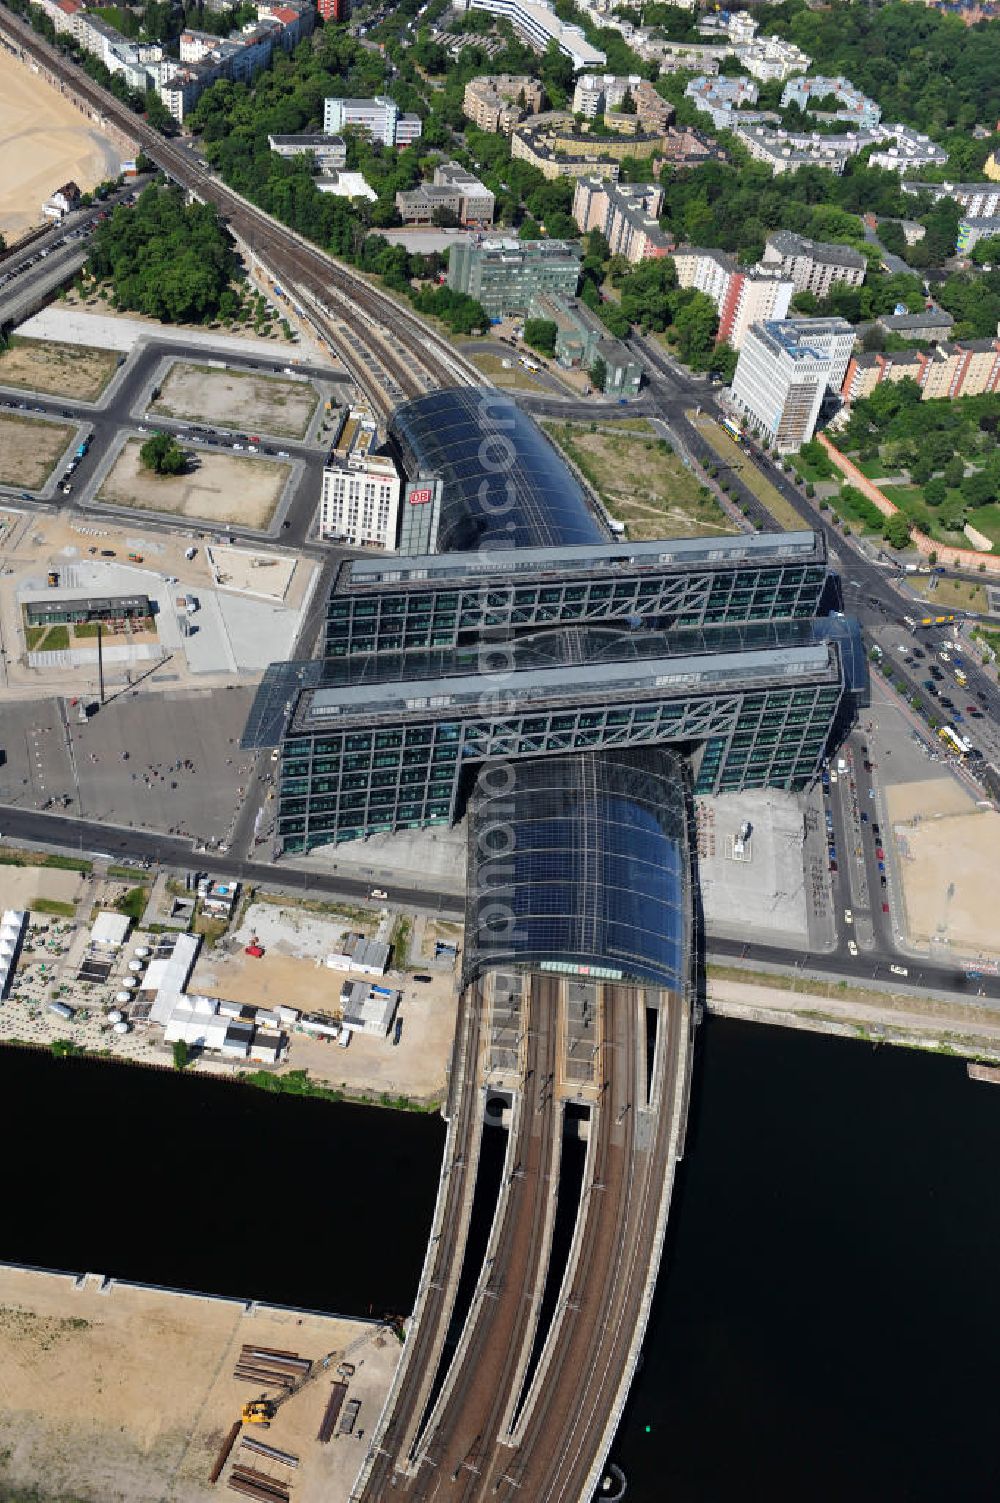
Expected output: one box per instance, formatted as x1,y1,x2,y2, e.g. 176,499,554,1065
0,6,486,414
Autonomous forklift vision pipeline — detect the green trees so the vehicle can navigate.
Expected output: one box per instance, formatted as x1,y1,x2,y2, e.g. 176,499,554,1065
524,318,557,358
87,185,236,324
140,432,186,475
589,355,607,392
883,512,913,550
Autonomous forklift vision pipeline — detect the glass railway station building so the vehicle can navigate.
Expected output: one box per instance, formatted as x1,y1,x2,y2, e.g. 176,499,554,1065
245,389,866,856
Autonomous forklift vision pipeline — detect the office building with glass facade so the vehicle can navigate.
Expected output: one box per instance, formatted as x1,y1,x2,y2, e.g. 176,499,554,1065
244,388,864,855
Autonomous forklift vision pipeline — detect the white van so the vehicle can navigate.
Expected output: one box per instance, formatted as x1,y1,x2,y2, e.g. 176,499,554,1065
338,1026,353,1049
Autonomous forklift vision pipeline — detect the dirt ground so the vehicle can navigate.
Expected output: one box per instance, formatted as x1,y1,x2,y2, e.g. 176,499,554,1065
0,50,123,239
0,412,73,488
190,910,459,1103
150,361,320,439
0,336,119,400
889,778,1000,959
0,1263,400,1503
99,440,289,528
0,864,85,910
544,420,731,540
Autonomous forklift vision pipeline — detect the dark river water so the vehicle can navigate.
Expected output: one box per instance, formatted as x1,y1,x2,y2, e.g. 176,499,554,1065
4,1022,1000,1501
611,1018,1000,1503
0,1047,444,1317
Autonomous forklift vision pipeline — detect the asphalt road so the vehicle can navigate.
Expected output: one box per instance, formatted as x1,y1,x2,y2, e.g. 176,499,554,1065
0,336,352,549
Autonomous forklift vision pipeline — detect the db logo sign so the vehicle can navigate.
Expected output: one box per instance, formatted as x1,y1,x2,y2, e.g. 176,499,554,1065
408,487,432,505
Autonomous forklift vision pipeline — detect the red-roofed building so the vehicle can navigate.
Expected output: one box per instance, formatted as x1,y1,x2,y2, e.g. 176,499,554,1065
316,0,349,20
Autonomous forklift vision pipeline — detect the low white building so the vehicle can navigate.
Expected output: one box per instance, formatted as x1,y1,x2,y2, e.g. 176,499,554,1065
340,980,400,1036
0,910,27,999
91,911,131,950
325,934,391,976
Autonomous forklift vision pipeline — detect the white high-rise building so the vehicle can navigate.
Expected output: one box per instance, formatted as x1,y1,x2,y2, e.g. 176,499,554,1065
320,410,401,549
731,317,854,452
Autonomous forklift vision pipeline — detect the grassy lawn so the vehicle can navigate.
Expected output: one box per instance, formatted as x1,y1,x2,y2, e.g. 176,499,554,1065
690,414,805,531
852,454,903,480
32,898,76,918
967,502,1000,550
972,627,1000,657
910,576,990,613
25,623,70,651
544,421,730,540
822,490,882,536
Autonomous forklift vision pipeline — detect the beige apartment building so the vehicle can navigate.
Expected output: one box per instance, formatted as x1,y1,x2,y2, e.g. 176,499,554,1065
463,75,544,133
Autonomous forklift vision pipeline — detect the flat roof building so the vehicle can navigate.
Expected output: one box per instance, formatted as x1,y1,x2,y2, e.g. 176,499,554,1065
760,230,867,299
572,178,671,263
396,163,495,227
24,594,152,626
320,408,402,549
731,316,855,451
267,132,346,170
459,0,606,70
322,96,421,147
243,389,862,857
446,237,582,319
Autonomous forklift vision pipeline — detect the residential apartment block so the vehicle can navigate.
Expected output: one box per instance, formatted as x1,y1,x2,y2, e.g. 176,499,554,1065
395,163,495,227
734,36,811,83
842,339,1000,404
447,238,582,318
462,74,543,133
867,124,947,173
571,74,674,131
780,75,881,127
320,409,401,550
901,181,1000,219
956,216,1000,253
572,178,671,262
61,0,313,121
459,0,606,70
760,230,867,298
731,317,854,451
511,116,673,180
684,74,759,128
322,96,421,147
671,247,793,349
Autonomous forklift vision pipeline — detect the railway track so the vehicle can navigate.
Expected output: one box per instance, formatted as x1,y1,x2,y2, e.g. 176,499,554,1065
409,975,562,1502
0,5,486,415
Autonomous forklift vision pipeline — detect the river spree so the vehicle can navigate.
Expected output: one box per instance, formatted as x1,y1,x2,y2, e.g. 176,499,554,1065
5,1024,1000,1500
1,1048,443,1317
613,1019,1000,1502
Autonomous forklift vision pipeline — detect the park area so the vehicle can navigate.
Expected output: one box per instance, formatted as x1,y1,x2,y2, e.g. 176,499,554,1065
150,360,320,438
0,412,72,489
98,439,290,529
0,337,119,400
545,420,731,540
820,383,1000,554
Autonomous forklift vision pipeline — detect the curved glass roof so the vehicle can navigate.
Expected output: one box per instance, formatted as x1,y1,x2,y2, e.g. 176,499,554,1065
465,748,690,992
389,388,607,554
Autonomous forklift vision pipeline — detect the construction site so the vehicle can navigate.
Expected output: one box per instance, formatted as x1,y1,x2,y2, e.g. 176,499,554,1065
0,1263,402,1503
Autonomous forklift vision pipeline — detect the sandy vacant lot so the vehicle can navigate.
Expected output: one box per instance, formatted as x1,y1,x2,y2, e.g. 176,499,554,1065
99,439,289,528
0,336,119,399
0,412,72,489
888,776,1000,959
0,863,85,910
0,50,123,239
151,361,320,438
0,1264,399,1503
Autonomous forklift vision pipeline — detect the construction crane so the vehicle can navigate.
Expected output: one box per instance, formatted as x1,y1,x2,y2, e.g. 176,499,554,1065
241,1324,390,1426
